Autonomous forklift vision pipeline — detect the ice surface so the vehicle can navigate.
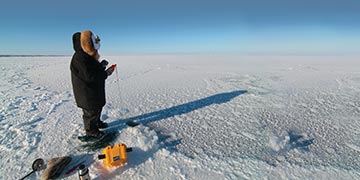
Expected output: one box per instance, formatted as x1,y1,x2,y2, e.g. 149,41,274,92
0,55,359,179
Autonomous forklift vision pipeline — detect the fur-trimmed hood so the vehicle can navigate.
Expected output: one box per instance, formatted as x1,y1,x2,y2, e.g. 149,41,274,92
80,30,100,60
72,32,82,52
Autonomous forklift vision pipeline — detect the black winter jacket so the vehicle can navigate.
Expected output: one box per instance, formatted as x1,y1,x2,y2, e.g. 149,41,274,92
70,32,108,110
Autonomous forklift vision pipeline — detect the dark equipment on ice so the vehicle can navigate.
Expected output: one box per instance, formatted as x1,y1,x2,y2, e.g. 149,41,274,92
20,158,45,180
78,164,91,180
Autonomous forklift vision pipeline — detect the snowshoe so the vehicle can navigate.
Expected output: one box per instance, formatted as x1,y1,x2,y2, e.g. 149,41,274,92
78,132,119,151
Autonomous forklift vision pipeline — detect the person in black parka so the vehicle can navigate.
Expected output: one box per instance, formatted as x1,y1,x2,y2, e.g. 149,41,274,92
70,30,114,138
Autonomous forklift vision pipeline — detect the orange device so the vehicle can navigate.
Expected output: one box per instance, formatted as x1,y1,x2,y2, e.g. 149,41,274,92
98,143,132,168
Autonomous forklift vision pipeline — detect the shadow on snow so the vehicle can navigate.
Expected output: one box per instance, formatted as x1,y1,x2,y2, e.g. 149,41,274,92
109,90,248,129
96,90,248,179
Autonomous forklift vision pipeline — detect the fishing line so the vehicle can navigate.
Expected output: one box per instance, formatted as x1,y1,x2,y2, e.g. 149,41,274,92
113,65,129,117
114,66,122,109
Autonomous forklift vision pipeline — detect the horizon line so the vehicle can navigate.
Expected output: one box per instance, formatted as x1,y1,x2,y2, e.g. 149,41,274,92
1,52,359,57
0,55,71,57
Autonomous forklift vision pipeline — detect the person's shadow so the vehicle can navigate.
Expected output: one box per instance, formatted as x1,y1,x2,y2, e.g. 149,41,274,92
108,90,248,129
94,90,248,179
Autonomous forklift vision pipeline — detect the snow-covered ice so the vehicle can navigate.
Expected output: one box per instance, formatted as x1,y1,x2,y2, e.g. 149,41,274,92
0,55,359,179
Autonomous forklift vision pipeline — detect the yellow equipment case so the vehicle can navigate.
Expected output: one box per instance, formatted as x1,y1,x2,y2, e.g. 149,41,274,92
98,143,132,168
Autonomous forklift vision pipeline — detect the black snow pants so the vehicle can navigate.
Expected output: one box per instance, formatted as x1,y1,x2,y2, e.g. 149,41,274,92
82,108,102,133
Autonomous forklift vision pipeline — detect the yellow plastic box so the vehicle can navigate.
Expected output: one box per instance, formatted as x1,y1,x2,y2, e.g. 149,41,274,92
99,143,131,168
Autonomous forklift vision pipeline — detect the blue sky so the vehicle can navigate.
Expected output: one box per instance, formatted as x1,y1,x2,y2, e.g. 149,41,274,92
1,0,359,55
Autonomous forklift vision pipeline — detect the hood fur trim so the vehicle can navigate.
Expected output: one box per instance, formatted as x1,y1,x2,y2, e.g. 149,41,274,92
80,30,99,60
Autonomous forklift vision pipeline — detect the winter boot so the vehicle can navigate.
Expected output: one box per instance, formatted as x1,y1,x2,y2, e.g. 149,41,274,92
86,130,104,139
97,121,108,129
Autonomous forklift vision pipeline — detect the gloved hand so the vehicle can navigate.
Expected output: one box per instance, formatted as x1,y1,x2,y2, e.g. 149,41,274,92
106,64,116,76
100,59,109,68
